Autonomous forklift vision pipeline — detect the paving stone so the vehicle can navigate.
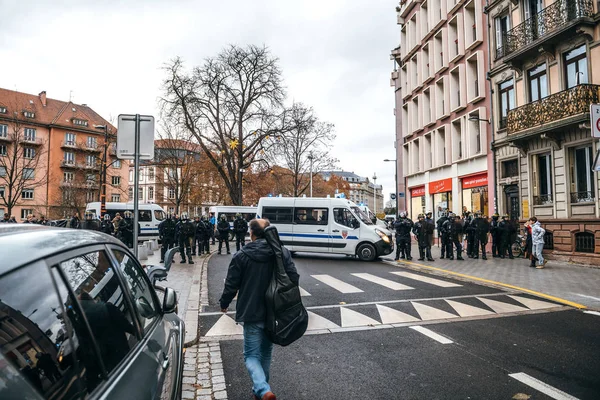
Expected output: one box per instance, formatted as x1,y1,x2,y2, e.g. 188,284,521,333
198,380,211,388
197,373,210,381
181,390,195,399
197,388,212,395
198,368,209,374
212,368,224,376
198,362,210,370
214,390,228,399
183,370,196,377
183,364,195,371
182,377,196,384
212,375,225,384
182,383,196,392
213,383,226,391
197,396,212,400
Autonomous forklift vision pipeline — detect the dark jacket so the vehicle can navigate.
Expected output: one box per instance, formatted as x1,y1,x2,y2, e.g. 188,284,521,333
217,219,231,238
394,218,413,241
219,239,299,323
234,218,248,235
70,216,80,229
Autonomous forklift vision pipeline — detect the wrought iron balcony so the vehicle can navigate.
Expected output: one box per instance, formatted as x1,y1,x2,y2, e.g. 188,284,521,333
533,194,553,206
570,191,595,203
507,84,600,135
502,0,594,61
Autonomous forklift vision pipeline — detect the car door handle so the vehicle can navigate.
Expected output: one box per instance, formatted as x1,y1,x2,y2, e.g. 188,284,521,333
162,353,170,370
332,229,339,232
317,229,325,232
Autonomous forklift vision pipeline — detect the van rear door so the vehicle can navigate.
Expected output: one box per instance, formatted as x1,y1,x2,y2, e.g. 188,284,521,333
291,201,331,253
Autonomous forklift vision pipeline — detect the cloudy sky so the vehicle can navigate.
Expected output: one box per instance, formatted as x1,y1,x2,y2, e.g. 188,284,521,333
0,0,399,203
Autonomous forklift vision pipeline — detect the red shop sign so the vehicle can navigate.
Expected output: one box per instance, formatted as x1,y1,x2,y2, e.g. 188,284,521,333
411,186,425,197
429,178,452,194
462,173,488,189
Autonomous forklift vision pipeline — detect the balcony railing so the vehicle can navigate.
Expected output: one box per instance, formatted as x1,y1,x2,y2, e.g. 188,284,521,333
570,191,595,203
503,0,594,57
533,194,553,206
507,84,600,134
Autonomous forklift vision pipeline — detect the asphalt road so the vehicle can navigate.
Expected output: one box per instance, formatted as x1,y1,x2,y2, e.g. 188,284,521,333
203,251,600,399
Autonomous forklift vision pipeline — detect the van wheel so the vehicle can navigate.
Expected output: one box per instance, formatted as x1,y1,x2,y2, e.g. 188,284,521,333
357,243,377,261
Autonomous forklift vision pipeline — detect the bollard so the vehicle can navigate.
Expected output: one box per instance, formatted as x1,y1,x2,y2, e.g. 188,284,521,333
137,245,148,260
151,239,159,251
145,241,154,255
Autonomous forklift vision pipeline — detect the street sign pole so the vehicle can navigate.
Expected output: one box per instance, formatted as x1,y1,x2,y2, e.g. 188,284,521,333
133,114,140,257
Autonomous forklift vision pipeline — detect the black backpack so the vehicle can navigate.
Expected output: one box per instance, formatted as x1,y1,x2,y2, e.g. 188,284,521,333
263,226,308,346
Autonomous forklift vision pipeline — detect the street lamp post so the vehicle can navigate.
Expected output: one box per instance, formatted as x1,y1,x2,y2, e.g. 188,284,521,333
384,159,398,218
372,173,377,215
308,152,314,197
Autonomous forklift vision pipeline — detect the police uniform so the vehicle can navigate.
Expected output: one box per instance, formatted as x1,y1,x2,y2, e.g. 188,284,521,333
159,215,177,263
177,214,195,264
233,215,248,251
217,216,231,254
394,214,413,260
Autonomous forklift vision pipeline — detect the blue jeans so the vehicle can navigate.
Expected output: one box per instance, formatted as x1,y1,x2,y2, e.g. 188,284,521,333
243,322,273,398
533,243,544,266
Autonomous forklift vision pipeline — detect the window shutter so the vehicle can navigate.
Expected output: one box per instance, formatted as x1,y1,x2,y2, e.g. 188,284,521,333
531,154,539,196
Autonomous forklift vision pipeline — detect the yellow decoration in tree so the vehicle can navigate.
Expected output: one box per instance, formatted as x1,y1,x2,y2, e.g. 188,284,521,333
229,139,239,149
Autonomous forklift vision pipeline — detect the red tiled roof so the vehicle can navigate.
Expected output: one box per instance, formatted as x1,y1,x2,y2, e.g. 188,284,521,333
0,88,115,132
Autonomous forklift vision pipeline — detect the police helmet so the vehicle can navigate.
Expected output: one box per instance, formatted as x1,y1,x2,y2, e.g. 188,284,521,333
448,212,456,219
221,215,227,220
236,213,242,218
181,212,189,220
399,211,407,218
425,211,432,217
492,213,500,218
417,213,424,219
502,214,509,219
124,211,133,219
85,211,94,220
103,214,111,221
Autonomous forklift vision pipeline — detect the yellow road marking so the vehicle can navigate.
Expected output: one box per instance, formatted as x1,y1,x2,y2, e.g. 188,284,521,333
392,260,587,310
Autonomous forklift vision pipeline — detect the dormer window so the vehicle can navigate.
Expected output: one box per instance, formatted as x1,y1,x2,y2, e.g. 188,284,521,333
23,111,35,118
73,118,88,127
0,106,6,114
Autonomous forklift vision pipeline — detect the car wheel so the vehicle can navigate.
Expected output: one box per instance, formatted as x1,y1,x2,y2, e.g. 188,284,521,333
357,243,377,261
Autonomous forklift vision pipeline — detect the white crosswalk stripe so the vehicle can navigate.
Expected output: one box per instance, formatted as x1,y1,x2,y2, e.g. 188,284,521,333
508,295,557,310
390,271,462,287
311,274,364,293
299,287,312,297
446,299,494,317
412,302,458,320
351,273,414,291
477,297,529,314
340,307,380,327
377,304,420,324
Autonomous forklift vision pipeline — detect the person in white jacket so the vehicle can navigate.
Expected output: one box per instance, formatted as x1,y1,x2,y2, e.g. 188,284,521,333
529,217,547,269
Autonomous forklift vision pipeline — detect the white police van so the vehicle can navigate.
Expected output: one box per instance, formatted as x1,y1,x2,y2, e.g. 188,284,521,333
256,197,393,261
85,202,166,240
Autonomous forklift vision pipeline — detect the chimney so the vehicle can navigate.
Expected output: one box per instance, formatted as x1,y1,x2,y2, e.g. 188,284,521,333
39,91,47,107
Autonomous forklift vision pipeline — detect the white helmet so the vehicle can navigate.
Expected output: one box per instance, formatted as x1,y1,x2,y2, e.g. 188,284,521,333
181,212,189,220
399,211,407,218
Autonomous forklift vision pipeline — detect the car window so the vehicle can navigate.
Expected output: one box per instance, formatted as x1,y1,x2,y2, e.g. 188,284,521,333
154,210,165,221
57,250,139,376
294,208,328,225
112,249,159,333
333,208,357,228
262,207,293,224
139,211,152,222
0,262,91,398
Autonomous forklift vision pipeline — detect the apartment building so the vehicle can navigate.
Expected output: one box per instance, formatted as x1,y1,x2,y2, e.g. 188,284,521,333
321,171,384,212
392,0,494,221
130,139,225,216
0,88,128,220
488,0,600,262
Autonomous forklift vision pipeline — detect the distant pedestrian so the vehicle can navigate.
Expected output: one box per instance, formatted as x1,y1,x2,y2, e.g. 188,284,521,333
209,212,217,245
159,214,177,263
436,211,448,259
449,213,464,260
530,217,547,269
100,214,115,236
524,219,535,268
0,214,10,223
472,211,489,260
24,214,35,224
219,219,299,400
70,212,81,229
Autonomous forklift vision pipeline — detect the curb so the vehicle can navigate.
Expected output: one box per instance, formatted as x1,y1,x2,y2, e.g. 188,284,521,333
383,258,588,310
184,251,215,348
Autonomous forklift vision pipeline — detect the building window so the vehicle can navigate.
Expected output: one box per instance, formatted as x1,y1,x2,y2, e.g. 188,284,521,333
129,169,134,182
564,45,588,89
168,187,176,199
86,191,95,202
0,106,6,114
24,128,36,142
0,186,4,198
574,231,595,253
23,168,34,180
148,186,154,200
65,132,76,146
87,136,97,149
501,159,519,178
0,124,7,137
23,147,35,159
498,79,515,129
86,154,96,167
22,189,34,200
0,144,6,156
0,167,6,177
64,151,75,165
148,167,155,180
23,111,35,118
73,118,88,126
111,193,121,202
128,187,133,198
113,160,121,168
532,152,553,205
64,172,74,182
528,63,548,102
494,14,510,58
569,146,595,203
111,176,121,186
86,174,96,183
544,231,554,250
21,209,33,219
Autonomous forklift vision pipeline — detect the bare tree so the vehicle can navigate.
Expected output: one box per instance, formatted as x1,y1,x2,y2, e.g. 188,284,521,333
270,103,337,196
161,45,289,205
0,112,48,217
156,121,201,214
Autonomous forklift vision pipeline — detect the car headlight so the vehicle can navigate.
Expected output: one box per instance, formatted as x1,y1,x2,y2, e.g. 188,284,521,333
375,229,391,244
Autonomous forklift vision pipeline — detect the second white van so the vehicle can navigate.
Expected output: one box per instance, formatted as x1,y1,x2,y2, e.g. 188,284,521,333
256,197,393,261
86,202,166,240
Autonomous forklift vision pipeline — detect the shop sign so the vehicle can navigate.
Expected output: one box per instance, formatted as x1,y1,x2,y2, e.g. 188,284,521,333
411,186,425,197
462,173,488,189
429,178,452,194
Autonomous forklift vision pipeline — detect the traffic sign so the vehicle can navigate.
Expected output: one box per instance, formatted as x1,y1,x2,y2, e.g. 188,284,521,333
390,193,396,200
117,114,155,160
591,104,600,138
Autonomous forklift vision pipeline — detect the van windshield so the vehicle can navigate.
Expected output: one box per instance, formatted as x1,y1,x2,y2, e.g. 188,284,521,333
350,206,373,225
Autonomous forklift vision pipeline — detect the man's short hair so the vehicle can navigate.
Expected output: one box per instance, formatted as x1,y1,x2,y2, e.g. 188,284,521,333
249,218,270,238
529,217,538,223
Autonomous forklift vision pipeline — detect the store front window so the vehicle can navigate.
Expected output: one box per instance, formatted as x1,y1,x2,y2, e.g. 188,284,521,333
461,173,489,216
429,178,453,222
410,186,426,221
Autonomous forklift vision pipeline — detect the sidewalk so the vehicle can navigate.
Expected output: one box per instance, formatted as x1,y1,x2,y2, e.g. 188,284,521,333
384,244,600,310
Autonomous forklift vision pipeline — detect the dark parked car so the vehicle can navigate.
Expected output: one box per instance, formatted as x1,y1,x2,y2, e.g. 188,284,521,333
0,224,184,400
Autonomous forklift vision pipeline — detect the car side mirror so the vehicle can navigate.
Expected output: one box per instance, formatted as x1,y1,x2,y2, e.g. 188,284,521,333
163,287,178,314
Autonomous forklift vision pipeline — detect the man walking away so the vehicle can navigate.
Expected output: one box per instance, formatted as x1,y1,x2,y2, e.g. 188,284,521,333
201,216,212,255
234,213,249,251
490,213,500,257
159,214,177,263
219,219,299,400
217,215,231,254
191,217,200,256
394,212,413,260
424,212,435,261
530,217,547,269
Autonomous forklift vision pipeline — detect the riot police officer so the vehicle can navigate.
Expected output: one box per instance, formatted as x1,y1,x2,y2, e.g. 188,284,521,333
191,216,200,256
412,214,429,261
100,214,114,236
436,211,448,259
424,211,435,261
441,215,454,260
472,211,490,260
119,211,134,248
177,212,195,264
217,215,231,254
464,212,476,258
449,213,465,260
498,214,514,259
196,216,211,255
394,212,413,261
233,213,248,251
82,211,100,231
490,213,500,257
159,214,177,263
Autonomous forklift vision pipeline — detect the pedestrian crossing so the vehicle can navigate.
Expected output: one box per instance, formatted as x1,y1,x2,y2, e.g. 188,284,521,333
202,294,563,337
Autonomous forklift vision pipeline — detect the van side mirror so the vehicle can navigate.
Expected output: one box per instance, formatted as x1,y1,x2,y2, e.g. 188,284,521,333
162,287,178,314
